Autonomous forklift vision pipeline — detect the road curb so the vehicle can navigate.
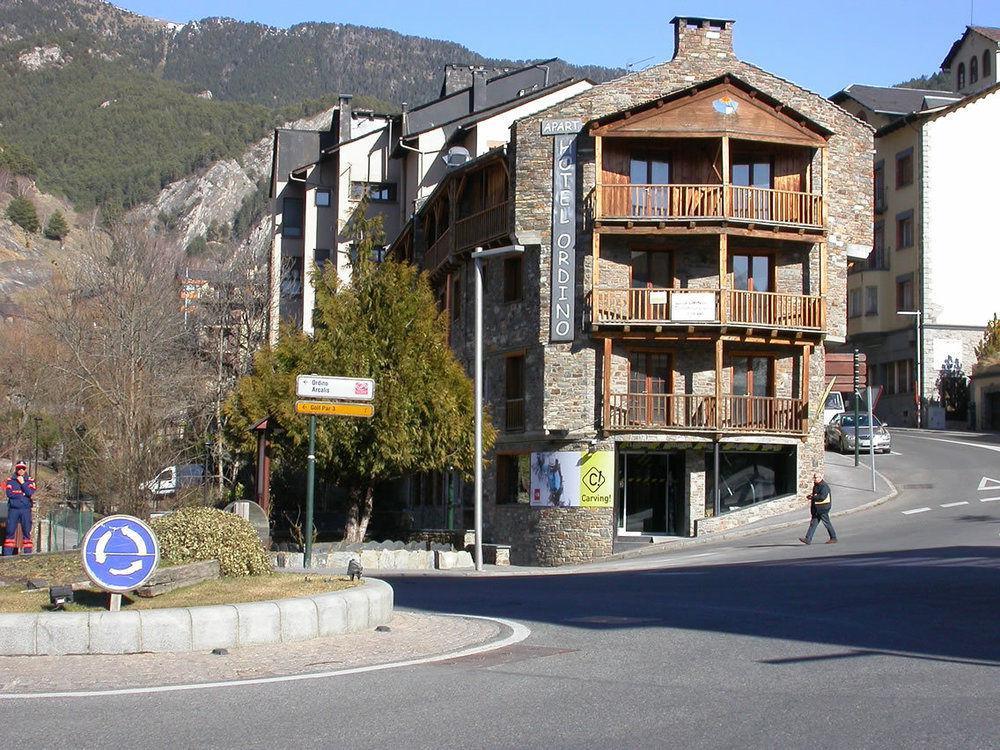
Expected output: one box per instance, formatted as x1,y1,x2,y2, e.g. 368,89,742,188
0,578,392,656
605,468,900,562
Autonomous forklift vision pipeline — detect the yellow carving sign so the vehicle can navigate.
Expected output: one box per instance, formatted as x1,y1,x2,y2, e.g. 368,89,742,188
295,401,374,418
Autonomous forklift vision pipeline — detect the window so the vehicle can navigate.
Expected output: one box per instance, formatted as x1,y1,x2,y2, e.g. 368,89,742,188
874,160,885,212
896,210,914,249
314,248,331,268
881,360,913,395
451,276,461,323
732,254,772,292
503,255,523,302
705,445,797,516
350,181,397,202
281,197,303,238
971,55,979,84
895,149,913,189
315,189,331,207
869,221,887,270
732,158,773,188
496,454,530,504
984,50,992,78
505,354,525,431
958,62,966,89
849,288,862,318
629,156,670,216
731,356,774,397
896,275,914,312
865,286,878,316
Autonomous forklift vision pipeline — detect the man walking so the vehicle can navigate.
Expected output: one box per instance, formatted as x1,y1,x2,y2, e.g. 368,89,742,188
800,470,837,545
3,461,36,555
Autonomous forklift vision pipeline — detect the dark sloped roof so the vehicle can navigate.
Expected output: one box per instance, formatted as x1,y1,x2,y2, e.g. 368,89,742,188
942,26,1000,69
831,84,961,116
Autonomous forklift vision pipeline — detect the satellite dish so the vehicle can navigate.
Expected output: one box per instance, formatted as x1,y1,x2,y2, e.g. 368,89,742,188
442,146,471,169
224,501,270,544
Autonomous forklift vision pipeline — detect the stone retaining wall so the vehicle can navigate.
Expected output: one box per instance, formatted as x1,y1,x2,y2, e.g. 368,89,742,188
0,578,393,656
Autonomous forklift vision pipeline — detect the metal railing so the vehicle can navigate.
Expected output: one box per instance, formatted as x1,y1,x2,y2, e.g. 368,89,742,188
505,397,526,432
46,506,95,552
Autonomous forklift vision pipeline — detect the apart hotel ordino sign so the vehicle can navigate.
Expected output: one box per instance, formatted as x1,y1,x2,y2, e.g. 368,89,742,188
541,118,583,343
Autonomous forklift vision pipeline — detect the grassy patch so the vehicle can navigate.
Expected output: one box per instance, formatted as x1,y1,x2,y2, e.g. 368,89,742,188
0,551,86,586
0,574,358,613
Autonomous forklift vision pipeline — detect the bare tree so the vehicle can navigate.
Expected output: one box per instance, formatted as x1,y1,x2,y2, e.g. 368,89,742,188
39,224,206,516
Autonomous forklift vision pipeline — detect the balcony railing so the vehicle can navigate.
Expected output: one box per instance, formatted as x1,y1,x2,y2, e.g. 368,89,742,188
590,287,824,332
421,201,511,275
599,184,823,229
505,397,525,432
605,393,806,435
423,226,453,275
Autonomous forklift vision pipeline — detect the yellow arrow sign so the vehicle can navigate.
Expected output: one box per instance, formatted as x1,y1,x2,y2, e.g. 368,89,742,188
295,401,375,418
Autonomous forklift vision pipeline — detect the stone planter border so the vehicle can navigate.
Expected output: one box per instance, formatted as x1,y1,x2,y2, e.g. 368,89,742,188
0,578,392,656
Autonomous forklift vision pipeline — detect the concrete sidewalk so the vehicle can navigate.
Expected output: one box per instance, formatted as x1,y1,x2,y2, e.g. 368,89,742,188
293,448,898,578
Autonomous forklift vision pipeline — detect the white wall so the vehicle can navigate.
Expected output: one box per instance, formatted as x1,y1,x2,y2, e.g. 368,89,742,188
922,89,1000,329
471,81,594,155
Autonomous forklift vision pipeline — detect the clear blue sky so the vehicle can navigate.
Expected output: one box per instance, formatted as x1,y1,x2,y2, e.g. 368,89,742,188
116,0,1000,96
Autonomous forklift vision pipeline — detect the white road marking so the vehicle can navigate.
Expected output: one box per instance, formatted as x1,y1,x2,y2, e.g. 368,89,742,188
905,435,1000,454
0,613,532,700
902,507,932,515
889,451,903,456
940,501,969,508
977,476,1000,491
980,496,1000,503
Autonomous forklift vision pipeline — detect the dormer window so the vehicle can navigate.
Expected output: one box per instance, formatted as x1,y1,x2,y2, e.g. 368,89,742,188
971,55,979,84
957,62,966,89
984,50,992,78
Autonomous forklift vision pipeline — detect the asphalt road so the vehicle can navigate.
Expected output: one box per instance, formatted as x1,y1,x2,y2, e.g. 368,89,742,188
4,431,998,749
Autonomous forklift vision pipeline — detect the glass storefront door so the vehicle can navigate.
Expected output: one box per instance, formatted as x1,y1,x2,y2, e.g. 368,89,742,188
618,451,686,535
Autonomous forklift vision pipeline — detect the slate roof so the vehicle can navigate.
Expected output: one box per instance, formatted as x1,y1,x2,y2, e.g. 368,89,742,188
941,26,1000,69
831,84,962,116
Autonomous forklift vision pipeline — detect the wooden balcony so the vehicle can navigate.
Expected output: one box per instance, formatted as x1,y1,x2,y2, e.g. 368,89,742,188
421,201,510,276
589,287,825,333
605,393,806,435
598,184,823,230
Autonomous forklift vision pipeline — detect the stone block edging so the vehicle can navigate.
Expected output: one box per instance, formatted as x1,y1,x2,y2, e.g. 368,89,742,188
0,578,392,656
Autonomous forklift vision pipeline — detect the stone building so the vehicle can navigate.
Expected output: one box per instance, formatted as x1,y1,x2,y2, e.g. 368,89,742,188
394,17,872,564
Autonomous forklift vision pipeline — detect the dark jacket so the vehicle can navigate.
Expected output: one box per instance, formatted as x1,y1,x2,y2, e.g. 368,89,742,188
4,473,36,510
810,480,832,514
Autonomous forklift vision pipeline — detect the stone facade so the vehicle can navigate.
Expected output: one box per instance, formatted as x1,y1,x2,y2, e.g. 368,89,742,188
443,17,870,566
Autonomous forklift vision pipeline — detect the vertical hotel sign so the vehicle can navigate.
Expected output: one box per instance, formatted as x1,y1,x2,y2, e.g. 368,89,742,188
541,118,582,342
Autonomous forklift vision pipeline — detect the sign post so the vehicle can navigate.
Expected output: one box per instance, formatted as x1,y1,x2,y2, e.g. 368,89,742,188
868,386,877,492
853,349,861,467
81,515,160,610
294,374,375,568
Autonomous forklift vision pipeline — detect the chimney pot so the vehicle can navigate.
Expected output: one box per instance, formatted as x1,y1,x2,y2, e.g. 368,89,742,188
671,16,735,60
337,94,353,142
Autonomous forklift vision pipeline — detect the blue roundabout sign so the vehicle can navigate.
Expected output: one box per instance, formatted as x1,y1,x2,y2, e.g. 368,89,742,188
81,515,160,593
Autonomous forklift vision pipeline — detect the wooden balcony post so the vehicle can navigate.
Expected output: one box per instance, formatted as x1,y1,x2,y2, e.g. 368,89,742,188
819,240,828,330
718,233,728,323
603,336,612,430
721,135,730,218
595,135,603,217
593,229,601,287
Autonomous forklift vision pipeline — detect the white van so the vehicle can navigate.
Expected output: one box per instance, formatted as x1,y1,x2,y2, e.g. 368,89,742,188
144,464,206,496
823,391,845,425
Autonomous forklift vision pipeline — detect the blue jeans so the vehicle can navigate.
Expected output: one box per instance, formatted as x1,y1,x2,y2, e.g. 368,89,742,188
805,507,836,543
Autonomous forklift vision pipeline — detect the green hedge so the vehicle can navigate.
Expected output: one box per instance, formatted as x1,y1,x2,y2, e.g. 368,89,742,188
153,507,271,577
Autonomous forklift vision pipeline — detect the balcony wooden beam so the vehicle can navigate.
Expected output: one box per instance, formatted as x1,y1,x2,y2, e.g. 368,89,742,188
596,224,822,244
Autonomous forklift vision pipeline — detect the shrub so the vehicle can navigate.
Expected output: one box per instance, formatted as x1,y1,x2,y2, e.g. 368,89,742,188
44,211,70,241
6,195,40,233
152,507,271,577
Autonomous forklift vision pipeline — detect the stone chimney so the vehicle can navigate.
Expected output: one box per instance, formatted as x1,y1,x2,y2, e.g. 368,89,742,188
671,16,736,61
472,67,489,111
337,94,353,142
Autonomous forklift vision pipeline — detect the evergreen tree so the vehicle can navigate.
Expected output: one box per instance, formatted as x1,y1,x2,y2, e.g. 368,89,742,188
974,314,1000,368
44,210,70,241
225,208,490,542
935,356,969,419
6,195,40,233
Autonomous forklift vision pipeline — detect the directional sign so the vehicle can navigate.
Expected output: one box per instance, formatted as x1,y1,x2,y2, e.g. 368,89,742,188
295,400,374,418
81,515,160,593
296,375,375,401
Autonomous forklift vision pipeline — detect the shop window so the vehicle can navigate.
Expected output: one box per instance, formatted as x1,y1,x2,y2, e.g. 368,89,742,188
895,149,913,189
496,454,530,504
705,445,797,516
281,197,303,238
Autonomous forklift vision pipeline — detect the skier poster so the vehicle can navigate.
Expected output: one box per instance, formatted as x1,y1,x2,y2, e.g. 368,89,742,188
530,451,613,508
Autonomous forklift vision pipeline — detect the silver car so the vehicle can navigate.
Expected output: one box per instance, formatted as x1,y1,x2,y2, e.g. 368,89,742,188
825,413,891,454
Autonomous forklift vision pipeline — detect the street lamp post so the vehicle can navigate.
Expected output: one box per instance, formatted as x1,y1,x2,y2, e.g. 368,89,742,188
471,244,524,572
897,310,923,428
